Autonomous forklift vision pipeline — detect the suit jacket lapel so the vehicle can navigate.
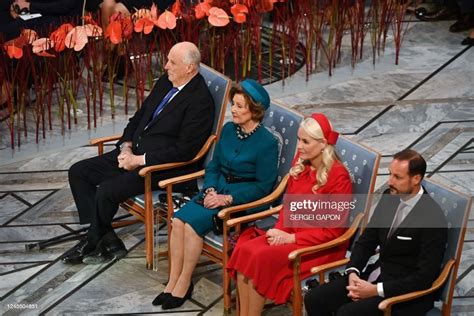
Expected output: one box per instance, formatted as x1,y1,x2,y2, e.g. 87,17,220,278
382,199,400,244
384,192,427,244
145,74,199,129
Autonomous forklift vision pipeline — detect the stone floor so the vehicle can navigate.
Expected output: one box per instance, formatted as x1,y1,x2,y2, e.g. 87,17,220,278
0,19,473,315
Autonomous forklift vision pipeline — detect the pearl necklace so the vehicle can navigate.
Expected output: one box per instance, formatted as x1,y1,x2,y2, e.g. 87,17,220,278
236,123,261,140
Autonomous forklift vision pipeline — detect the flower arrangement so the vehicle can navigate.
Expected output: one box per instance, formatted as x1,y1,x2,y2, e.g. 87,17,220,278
0,0,410,149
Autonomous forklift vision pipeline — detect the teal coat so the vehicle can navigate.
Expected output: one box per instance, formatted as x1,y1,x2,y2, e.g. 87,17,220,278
174,122,279,236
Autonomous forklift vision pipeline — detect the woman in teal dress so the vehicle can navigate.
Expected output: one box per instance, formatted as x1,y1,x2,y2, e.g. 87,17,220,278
152,79,279,310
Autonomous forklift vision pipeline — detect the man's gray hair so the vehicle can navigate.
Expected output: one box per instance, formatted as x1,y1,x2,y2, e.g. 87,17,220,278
183,48,201,66
176,41,200,67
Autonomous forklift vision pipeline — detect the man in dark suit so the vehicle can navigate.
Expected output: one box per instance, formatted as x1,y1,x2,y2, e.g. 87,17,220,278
63,41,215,265
305,149,447,316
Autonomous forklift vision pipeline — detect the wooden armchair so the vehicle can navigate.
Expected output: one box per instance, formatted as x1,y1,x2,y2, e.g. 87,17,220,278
90,64,231,270
227,135,381,315
158,101,304,314
377,178,472,316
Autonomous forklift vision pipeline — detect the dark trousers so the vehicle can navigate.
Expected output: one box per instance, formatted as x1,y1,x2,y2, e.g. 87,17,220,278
304,274,433,316
68,149,151,244
304,275,384,316
68,148,197,244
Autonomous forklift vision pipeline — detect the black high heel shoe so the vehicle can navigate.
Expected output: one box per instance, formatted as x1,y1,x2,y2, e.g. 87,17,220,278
161,282,194,310
152,292,171,306
461,37,474,46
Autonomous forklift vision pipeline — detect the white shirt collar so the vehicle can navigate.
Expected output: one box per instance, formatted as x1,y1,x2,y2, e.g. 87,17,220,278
400,186,424,209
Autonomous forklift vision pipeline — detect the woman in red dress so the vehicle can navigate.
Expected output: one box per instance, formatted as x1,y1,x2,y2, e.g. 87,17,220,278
226,113,353,316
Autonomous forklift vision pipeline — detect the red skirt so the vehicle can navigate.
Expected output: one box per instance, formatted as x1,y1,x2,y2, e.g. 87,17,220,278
226,227,346,304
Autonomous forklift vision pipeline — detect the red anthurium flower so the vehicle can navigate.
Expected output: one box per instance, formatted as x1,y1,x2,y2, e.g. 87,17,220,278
105,21,123,44
5,44,23,59
132,8,151,20
50,23,73,52
171,0,181,16
230,3,248,23
109,12,122,22
195,1,212,19
106,12,133,39
32,38,54,56
208,7,230,27
122,16,134,39
134,18,154,34
21,29,38,44
156,10,176,29
256,0,275,13
84,24,103,37
64,26,88,51
150,3,159,20
83,13,99,25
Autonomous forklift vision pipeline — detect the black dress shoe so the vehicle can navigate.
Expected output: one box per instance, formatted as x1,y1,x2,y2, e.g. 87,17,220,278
82,234,127,265
152,292,171,306
421,7,459,21
449,14,474,32
461,37,474,45
62,239,96,264
161,282,194,310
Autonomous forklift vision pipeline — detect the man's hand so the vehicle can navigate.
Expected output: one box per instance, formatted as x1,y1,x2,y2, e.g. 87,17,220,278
346,274,378,301
266,228,295,246
117,150,144,171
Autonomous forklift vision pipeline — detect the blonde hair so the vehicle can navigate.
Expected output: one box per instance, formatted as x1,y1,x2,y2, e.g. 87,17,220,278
289,117,338,192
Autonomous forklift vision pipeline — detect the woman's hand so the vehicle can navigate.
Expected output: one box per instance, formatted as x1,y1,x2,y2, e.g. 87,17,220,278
9,3,19,19
16,0,30,11
203,192,231,209
266,228,295,246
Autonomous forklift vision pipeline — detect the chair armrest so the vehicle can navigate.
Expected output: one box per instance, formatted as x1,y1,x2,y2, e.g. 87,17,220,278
217,174,289,219
158,170,206,188
89,134,122,155
378,259,455,315
139,134,216,177
90,134,122,146
226,205,282,227
310,258,350,275
288,213,364,261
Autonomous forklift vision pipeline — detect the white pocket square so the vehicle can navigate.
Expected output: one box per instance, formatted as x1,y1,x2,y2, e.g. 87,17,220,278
396,236,412,241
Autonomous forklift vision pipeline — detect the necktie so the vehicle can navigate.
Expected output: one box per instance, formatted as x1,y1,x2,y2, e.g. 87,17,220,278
151,87,179,121
367,201,408,283
387,200,408,239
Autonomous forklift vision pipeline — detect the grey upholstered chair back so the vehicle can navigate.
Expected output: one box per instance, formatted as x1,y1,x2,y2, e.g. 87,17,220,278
422,179,471,310
199,63,232,167
263,101,304,190
335,136,380,228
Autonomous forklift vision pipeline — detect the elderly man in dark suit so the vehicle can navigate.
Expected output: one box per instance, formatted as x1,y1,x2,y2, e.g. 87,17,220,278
63,41,215,265
305,149,447,316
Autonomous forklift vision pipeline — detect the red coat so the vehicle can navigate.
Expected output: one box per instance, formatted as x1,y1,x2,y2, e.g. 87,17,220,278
226,159,352,304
